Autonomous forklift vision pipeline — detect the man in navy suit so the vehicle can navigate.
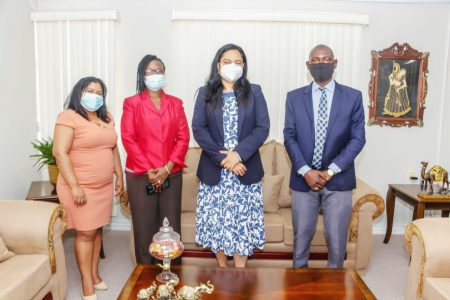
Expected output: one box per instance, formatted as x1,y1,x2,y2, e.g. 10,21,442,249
283,44,366,268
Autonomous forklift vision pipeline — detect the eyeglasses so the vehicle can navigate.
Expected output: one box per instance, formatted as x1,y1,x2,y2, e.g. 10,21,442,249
144,68,164,75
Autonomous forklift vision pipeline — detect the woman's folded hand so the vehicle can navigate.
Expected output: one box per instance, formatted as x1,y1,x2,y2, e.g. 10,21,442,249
220,150,241,170
232,162,247,176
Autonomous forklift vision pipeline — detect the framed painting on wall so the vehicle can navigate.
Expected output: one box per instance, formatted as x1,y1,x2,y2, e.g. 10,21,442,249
368,43,429,127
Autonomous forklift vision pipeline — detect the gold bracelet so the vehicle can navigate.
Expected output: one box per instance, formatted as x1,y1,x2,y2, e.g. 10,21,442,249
164,165,171,175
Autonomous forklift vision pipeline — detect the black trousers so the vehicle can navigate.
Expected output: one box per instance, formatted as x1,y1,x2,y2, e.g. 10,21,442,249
126,171,182,265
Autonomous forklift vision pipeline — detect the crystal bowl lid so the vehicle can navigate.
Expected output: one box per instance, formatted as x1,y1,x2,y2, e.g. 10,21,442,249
152,217,181,242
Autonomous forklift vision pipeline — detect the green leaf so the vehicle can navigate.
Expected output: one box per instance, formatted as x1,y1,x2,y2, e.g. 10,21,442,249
30,137,56,171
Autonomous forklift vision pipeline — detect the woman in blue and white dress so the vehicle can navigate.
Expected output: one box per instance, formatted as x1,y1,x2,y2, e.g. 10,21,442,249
192,44,270,268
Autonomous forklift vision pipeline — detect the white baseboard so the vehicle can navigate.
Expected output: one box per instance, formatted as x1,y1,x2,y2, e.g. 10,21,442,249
372,226,406,235
107,221,131,231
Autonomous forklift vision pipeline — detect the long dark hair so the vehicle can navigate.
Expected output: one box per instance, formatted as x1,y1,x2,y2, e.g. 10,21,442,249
136,54,166,93
204,44,250,110
65,77,109,122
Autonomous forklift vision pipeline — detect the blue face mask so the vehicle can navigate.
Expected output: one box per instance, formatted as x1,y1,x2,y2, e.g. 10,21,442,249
145,75,166,91
81,92,104,112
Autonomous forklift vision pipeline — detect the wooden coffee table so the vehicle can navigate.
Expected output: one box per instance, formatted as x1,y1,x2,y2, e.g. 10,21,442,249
118,264,375,299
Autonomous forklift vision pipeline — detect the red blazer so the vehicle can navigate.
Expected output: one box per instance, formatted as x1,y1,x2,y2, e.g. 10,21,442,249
121,90,190,174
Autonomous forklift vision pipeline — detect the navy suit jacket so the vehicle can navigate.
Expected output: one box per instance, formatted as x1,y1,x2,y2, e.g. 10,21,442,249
192,84,270,186
283,82,366,192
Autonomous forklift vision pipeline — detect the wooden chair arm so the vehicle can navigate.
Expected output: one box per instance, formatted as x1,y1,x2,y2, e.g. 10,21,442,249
349,194,385,243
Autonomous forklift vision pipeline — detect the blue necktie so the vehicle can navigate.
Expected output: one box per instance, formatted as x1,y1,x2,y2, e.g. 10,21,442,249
312,88,328,169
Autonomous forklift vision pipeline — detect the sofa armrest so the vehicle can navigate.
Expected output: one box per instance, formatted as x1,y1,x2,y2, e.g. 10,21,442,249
349,179,385,243
0,200,66,274
404,218,450,299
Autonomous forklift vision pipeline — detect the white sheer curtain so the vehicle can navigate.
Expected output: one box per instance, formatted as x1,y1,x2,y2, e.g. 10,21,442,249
31,11,118,140
167,10,369,142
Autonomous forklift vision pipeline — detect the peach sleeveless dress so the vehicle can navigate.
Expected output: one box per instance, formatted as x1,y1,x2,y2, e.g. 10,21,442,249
55,109,117,231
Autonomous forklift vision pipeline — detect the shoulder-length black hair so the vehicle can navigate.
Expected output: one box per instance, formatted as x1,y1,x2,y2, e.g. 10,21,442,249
136,54,166,93
65,76,109,122
204,43,250,110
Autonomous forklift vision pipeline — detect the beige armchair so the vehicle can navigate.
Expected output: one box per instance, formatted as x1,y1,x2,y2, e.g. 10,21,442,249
405,218,450,300
0,200,67,300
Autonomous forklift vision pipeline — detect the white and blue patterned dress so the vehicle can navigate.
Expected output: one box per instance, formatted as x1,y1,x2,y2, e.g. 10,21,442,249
195,92,265,256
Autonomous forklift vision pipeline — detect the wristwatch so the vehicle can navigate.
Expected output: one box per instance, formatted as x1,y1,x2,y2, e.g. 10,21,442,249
326,169,335,177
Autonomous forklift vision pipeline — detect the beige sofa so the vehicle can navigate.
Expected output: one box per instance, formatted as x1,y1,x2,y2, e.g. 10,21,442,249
0,200,67,300
405,218,450,300
121,140,384,273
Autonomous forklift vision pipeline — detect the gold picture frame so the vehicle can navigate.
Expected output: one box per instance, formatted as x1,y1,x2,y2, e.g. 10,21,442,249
368,43,429,127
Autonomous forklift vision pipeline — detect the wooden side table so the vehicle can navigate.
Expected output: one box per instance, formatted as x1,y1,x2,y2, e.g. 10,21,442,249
26,181,106,258
26,181,59,202
383,184,450,243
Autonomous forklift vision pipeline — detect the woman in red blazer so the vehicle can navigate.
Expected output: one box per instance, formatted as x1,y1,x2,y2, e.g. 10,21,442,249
121,54,190,264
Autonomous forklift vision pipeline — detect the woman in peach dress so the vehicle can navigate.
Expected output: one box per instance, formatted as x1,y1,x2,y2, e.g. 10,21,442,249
53,77,123,300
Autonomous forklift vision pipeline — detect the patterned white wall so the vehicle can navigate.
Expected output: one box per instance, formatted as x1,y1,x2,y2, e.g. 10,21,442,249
167,10,369,143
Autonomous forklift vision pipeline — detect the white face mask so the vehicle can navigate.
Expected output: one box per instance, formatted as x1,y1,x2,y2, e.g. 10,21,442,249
219,63,243,83
80,92,104,112
145,74,166,91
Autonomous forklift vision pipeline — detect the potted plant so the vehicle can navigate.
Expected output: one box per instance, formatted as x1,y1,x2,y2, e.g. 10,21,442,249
30,137,59,185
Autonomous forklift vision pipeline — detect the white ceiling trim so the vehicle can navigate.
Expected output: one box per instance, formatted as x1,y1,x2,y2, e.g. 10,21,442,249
172,10,370,26
30,10,119,22
347,0,450,2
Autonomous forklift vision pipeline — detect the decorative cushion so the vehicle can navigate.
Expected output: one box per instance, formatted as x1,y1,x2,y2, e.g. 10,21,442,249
275,143,293,208
181,212,196,244
0,236,15,263
259,139,276,176
424,278,450,300
262,175,283,213
0,254,51,300
264,213,284,242
182,173,199,212
279,208,327,247
183,147,201,174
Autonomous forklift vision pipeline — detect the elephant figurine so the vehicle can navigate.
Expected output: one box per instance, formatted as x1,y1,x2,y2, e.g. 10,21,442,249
153,278,179,300
137,282,157,300
176,281,214,300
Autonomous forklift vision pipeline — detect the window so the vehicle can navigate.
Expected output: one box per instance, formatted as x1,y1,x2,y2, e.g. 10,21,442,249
168,10,369,140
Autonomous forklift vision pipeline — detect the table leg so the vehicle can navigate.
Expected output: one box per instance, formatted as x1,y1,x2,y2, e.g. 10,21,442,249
442,210,449,218
383,187,396,244
100,243,105,259
100,227,105,259
412,203,425,220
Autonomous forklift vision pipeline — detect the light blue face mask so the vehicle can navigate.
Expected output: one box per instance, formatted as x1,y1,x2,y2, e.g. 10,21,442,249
81,92,104,112
145,74,166,91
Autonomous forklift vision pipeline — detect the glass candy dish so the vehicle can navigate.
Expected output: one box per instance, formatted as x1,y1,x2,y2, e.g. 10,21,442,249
149,217,184,283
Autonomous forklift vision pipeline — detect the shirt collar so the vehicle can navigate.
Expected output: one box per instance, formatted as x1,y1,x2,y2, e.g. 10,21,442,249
312,79,335,94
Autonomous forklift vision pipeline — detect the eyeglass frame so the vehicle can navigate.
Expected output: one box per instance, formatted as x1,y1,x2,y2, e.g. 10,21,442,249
144,68,165,75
